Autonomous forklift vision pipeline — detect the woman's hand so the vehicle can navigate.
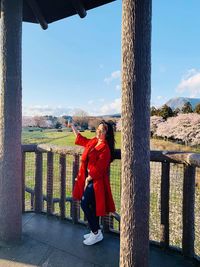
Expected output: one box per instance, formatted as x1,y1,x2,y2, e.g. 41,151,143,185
84,176,92,190
65,119,79,137
65,119,73,128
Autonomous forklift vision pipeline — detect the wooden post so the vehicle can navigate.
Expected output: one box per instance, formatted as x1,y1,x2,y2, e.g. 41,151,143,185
47,152,53,215
102,169,112,232
22,152,26,213
102,216,112,233
34,151,43,213
182,165,195,257
120,0,152,266
71,154,80,223
59,154,66,219
0,0,22,244
160,162,170,248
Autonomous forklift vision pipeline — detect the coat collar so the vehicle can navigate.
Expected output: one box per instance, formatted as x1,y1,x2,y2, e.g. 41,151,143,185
91,137,107,151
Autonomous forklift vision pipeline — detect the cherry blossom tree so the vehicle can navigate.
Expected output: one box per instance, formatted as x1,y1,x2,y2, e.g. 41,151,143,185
155,113,200,145
22,116,35,127
150,116,164,136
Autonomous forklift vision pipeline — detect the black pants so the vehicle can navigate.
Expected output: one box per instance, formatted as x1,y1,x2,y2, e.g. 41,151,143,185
81,181,100,233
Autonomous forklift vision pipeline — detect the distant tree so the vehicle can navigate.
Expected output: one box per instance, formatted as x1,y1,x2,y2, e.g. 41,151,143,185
116,119,121,131
55,122,62,129
73,109,89,129
33,116,48,128
22,116,35,127
159,104,173,119
155,113,200,145
173,107,180,116
181,102,193,113
150,106,158,116
155,108,161,116
43,115,58,128
88,118,101,130
194,103,200,114
60,115,72,126
150,116,164,136
45,120,53,128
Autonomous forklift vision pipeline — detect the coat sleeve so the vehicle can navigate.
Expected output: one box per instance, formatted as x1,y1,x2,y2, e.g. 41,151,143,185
75,133,91,147
88,147,111,181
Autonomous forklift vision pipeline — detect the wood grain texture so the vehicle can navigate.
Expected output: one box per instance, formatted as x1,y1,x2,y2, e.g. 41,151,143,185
120,0,152,266
0,0,22,244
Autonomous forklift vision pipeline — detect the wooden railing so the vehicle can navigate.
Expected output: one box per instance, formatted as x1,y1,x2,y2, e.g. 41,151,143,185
21,144,200,263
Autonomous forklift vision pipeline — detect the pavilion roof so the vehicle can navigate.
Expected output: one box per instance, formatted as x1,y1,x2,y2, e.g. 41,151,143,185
23,0,115,29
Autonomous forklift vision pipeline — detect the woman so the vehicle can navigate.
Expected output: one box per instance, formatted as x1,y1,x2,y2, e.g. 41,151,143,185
70,120,116,246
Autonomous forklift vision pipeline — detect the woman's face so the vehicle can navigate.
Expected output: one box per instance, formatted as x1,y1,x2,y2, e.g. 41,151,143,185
96,124,106,140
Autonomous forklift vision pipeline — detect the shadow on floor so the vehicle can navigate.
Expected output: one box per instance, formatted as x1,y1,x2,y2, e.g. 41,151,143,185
0,213,197,267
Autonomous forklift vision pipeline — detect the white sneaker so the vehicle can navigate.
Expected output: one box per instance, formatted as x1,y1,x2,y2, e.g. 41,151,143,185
83,229,102,240
83,231,92,239
83,231,103,245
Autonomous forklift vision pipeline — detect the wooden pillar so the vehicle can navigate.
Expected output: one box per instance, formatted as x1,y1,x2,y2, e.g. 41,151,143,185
0,0,22,244
120,0,152,266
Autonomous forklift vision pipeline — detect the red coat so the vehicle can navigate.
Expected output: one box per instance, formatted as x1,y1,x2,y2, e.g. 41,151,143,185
72,133,116,216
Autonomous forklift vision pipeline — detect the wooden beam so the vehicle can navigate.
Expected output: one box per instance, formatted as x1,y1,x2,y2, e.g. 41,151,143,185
26,0,48,30
71,0,87,18
0,0,1,18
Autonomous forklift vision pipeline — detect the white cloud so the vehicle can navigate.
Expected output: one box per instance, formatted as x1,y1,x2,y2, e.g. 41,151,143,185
182,68,198,79
23,105,73,117
23,99,121,117
104,70,121,84
176,69,200,97
99,98,121,115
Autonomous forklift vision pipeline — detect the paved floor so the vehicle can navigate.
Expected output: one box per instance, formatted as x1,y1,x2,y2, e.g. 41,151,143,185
0,213,197,267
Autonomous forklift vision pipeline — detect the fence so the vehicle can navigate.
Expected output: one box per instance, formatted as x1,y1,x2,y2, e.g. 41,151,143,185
22,144,200,262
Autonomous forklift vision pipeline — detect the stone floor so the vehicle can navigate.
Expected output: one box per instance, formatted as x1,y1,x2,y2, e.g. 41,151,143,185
0,213,198,267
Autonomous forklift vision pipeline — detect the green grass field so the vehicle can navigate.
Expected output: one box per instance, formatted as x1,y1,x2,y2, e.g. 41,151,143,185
22,129,121,148
22,128,200,152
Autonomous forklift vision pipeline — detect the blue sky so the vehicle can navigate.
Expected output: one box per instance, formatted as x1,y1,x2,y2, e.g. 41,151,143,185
22,0,200,116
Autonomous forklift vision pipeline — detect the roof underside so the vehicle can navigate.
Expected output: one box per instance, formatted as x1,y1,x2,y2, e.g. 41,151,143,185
23,0,115,24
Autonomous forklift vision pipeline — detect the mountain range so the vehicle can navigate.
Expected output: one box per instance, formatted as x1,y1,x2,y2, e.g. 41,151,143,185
105,97,200,117
165,97,200,110
107,97,200,117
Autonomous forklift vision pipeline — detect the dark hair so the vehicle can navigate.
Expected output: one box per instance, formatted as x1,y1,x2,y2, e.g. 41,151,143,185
99,120,115,162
